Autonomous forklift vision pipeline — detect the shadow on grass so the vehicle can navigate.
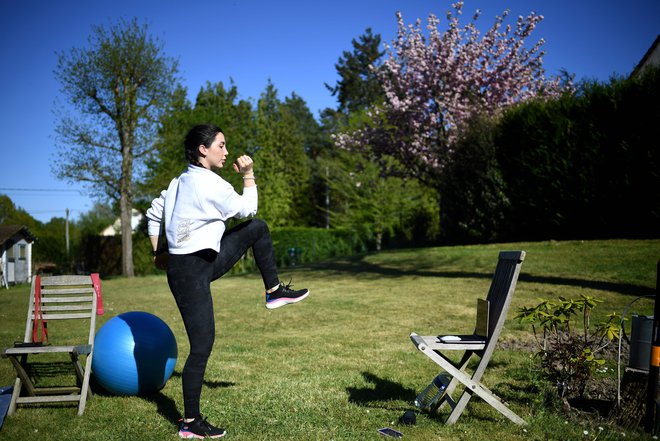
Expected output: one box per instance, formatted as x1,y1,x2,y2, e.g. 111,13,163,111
142,391,181,424
140,376,236,426
90,372,236,426
346,372,417,409
346,372,508,424
311,256,653,297
88,378,182,425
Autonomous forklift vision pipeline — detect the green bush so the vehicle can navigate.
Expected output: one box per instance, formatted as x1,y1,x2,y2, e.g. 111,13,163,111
441,115,509,243
208,226,366,276
132,231,159,276
84,226,365,277
271,227,366,267
516,295,621,402
495,66,660,240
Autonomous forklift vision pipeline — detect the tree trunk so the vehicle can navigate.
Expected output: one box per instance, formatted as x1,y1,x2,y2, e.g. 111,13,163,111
120,194,134,277
120,128,135,278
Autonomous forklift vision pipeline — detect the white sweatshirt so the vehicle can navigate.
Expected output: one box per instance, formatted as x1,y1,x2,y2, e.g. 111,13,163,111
146,164,258,255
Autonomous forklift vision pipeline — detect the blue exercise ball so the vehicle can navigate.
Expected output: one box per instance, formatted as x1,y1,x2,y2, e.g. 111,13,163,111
92,311,177,396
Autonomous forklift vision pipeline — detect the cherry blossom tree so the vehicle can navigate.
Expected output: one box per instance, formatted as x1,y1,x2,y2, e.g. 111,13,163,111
334,1,563,183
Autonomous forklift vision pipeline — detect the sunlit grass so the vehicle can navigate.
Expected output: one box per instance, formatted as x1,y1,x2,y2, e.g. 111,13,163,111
0,239,656,440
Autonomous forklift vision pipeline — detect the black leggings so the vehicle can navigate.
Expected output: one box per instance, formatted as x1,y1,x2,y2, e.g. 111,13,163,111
166,218,279,419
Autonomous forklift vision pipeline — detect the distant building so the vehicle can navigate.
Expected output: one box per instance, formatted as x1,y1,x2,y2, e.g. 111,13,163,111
100,209,144,236
0,225,36,287
631,34,660,78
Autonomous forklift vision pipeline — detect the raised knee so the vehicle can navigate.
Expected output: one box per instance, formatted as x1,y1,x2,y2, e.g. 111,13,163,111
251,218,270,234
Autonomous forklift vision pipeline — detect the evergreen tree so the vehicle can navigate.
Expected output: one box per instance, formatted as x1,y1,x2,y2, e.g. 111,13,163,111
192,81,256,190
282,93,329,157
253,82,300,226
325,28,385,114
141,85,194,197
281,93,327,225
142,81,255,199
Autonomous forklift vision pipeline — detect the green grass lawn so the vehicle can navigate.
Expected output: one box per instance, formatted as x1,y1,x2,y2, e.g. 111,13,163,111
1,239,657,440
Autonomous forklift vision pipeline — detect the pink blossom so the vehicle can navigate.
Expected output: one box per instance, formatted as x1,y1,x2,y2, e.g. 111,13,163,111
335,2,567,180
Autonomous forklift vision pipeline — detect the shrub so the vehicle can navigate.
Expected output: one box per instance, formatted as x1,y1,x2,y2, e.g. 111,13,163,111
440,115,509,243
496,66,660,240
86,226,365,277
271,227,366,267
202,226,367,277
516,295,621,402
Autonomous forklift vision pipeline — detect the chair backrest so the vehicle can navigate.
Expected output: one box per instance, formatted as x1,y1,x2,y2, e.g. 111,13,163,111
484,251,526,341
22,274,102,346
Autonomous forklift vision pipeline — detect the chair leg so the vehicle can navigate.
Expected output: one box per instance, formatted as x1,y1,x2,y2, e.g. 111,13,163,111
8,377,21,415
70,353,84,386
443,351,473,397
471,384,526,425
77,354,94,416
433,351,472,412
420,346,526,425
447,378,526,425
446,389,473,424
432,389,457,413
7,355,36,397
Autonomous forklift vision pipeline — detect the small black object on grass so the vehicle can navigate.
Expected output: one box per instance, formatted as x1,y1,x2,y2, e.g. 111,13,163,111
400,410,416,425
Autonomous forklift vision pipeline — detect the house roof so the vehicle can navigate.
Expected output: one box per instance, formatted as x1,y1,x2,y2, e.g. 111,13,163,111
631,34,660,78
0,225,36,245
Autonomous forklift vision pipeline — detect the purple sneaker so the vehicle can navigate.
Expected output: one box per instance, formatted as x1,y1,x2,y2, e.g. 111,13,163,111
178,417,226,438
266,282,310,309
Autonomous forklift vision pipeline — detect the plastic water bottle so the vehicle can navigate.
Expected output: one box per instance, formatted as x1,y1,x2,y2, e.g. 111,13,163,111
414,373,450,409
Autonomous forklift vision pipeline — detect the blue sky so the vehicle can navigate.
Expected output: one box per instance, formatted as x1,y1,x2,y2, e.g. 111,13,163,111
1,0,658,223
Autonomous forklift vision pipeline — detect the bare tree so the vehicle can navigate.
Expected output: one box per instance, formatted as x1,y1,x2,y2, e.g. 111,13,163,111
53,18,179,276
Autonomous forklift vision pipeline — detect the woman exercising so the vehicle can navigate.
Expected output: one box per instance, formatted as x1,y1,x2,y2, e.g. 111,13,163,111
146,124,309,438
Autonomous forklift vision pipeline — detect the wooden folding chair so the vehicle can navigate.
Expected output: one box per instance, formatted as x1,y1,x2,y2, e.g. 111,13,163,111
410,251,526,425
2,274,104,416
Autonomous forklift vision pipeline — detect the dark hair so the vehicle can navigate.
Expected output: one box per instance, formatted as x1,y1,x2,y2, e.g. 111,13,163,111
184,124,224,165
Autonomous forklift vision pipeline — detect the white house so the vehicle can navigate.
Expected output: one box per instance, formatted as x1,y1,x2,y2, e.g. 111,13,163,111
0,225,36,287
100,209,144,236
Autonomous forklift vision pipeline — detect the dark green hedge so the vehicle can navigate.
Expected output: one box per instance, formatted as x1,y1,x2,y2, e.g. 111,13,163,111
84,226,365,277
442,66,660,242
271,227,366,267
495,67,659,240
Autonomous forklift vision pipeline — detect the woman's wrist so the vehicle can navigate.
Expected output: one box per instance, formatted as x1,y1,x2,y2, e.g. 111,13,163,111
242,173,255,180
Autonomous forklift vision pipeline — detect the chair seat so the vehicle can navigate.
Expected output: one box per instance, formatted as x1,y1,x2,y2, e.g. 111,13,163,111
411,334,486,351
5,344,92,356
